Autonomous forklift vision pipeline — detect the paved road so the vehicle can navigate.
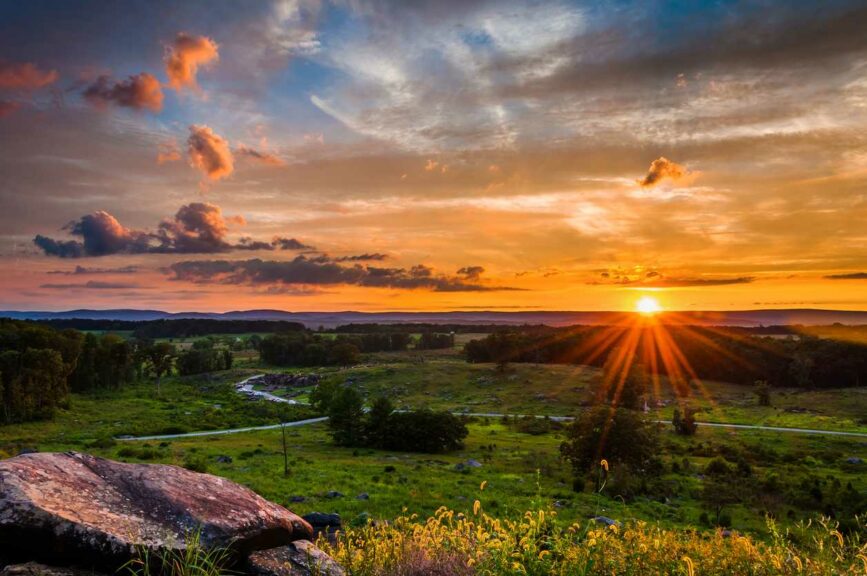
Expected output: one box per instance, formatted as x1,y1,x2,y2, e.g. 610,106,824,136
459,412,867,438
117,417,329,442
116,375,867,442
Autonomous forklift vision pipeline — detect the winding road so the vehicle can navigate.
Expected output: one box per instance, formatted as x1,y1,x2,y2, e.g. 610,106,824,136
116,375,867,442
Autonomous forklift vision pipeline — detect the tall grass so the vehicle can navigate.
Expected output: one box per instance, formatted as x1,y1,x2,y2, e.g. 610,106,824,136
318,498,867,575
123,530,234,576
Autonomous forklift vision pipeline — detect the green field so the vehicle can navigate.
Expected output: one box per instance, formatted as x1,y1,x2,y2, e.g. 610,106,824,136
2,345,865,541
0,368,313,453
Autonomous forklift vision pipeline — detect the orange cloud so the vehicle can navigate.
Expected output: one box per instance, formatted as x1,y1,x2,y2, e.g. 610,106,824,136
164,33,219,91
156,140,182,164
236,144,286,166
83,73,164,112
0,61,58,90
187,124,234,181
639,156,689,187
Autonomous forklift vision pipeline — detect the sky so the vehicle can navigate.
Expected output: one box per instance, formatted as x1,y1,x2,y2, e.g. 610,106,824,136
1,0,866,313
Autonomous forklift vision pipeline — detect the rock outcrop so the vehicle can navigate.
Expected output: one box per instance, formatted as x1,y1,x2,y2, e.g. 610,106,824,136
247,541,344,576
0,452,332,574
0,563,107,576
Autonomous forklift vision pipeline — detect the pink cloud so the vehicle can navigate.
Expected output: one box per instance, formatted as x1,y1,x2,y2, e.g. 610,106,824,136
0,61,58,90
187,124,234,181
83,73,164,112
164,33,219,91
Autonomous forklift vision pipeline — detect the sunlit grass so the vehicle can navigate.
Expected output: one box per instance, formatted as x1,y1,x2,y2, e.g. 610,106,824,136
321,501,867,575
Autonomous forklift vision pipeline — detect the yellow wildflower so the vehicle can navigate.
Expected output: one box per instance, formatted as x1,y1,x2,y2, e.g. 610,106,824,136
682,555,695,576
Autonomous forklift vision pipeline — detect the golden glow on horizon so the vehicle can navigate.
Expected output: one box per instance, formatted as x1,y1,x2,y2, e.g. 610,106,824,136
636,296,663,315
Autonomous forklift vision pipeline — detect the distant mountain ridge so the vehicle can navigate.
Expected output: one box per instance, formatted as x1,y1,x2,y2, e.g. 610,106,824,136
2,308,867,328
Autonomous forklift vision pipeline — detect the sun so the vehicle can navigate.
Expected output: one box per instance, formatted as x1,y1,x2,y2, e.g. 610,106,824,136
636,295,663,315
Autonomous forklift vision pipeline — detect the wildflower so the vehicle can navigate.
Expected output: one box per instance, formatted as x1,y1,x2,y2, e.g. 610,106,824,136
682,555,695,576
830,530,843,547
473,500,481,515
600,459,609,471
480,480,487,491
793,556,802,571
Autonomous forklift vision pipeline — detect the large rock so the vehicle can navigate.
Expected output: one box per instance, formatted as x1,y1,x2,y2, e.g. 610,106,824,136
0,452,313,570
0,563,107,576
247,541,344,576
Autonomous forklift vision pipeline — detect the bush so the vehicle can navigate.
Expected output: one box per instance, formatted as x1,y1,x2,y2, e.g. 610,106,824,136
705,457,733,477
183,454,209,473
672,407,699,436
560,406,660,477
382,410,468,453
512,416,563,436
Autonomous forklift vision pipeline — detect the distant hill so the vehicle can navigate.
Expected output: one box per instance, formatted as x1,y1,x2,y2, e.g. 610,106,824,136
3,308,867,328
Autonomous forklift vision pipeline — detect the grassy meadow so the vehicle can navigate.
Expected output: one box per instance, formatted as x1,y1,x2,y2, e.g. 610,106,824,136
1,334,866,574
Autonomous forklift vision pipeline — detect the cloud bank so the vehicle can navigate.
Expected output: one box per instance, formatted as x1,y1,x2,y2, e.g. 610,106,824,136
33,203,311,258
0,61,58,89
167,256,519,292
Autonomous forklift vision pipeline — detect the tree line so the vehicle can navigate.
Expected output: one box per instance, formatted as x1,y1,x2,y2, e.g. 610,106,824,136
37,318,306,338
464,326,867,388
258,331,455,367
0,320,81,423
0,320,236,424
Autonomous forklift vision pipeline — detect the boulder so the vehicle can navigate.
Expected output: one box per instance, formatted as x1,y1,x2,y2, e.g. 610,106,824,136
301,513,341,529
247,540,344,576
591,516,621,527
0,563,107,576
301,513,341,547
0,452,313,570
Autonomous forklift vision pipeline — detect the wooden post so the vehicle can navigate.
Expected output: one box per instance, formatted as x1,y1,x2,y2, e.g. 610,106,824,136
281,421,289,477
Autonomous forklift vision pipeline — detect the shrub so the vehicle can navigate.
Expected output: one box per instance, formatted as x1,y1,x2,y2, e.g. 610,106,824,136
88,435,118,449
182,454,208,473
672,407,699,436
560,406,660,477
705,457,733,477
382,410,468,453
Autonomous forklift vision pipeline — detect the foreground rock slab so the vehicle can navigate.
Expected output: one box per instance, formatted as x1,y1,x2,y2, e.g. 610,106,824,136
0,563,107,576
247,541,345,576
0,452,313,570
